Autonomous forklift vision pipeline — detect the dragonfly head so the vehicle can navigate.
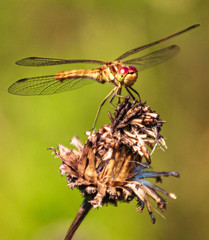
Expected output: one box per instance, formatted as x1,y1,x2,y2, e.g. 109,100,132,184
117,66,138,87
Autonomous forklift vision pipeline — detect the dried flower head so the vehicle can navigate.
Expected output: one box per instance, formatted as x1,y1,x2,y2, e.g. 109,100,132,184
50,98,179,239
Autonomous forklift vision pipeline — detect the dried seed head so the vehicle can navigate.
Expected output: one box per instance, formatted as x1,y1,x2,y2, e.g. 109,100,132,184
51,98,179,223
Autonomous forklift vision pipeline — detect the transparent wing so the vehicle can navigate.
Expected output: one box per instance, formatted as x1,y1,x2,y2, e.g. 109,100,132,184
8,75,95,96
116,24,200,60
122,45,180,71
16,57,105,67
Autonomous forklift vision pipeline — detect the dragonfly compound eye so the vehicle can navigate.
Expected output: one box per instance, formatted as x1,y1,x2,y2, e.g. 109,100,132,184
123,66,138,87
128,66,137,73
118,66,129,76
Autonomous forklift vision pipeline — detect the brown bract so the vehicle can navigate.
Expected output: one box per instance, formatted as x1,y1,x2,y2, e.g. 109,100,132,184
50,98,179,224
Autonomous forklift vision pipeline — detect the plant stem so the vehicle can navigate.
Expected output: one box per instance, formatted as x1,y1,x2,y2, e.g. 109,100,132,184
64,199,92,240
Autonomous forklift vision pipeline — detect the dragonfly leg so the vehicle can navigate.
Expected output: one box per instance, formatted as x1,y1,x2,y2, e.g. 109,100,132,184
125,86,141,102
109,86,128,109
117,87,122,104
109,86,121,109
90,87,117,130
110,87,129,108
109,93,117,109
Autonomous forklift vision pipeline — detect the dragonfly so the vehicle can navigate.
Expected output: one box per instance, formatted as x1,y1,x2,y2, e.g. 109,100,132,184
8,24,199,129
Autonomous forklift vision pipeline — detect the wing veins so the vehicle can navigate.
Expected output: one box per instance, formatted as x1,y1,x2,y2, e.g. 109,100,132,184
8,75,97,95
116,24,200,60
39,80,60,95
16,57,106,67
122,45,180,71
8,75,54,95
53,78,81,93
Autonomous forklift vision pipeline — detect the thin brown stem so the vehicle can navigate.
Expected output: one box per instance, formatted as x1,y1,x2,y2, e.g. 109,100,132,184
64,199,92,240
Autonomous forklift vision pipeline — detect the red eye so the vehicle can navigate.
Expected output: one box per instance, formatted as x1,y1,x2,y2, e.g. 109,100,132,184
118,66,129,75
128,66,137,73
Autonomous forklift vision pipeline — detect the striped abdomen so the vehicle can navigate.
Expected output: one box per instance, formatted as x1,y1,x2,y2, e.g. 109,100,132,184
54,60,124,86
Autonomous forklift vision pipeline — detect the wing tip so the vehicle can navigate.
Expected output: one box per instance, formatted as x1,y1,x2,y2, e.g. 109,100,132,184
8,78,30,95
170,44,180,51
191,23,200,29
15,57,39,66
8,84,18,95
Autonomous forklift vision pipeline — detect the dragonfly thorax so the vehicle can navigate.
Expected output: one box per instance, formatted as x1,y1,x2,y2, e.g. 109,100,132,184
116,66,138,87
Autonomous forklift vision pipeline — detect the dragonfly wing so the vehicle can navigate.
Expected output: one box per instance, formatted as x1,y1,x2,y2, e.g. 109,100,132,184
8,75,95,96
16,57,105,67
116,24,199,60
122,45,180,71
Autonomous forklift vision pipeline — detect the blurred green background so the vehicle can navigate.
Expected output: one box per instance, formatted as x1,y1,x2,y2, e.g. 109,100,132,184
1,0,208,239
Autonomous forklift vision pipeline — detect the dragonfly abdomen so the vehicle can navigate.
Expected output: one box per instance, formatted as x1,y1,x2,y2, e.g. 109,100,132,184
54,61,124,86
54,69,102,82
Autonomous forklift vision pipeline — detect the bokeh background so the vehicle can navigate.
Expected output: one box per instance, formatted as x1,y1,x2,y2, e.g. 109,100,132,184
1,0,208,239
